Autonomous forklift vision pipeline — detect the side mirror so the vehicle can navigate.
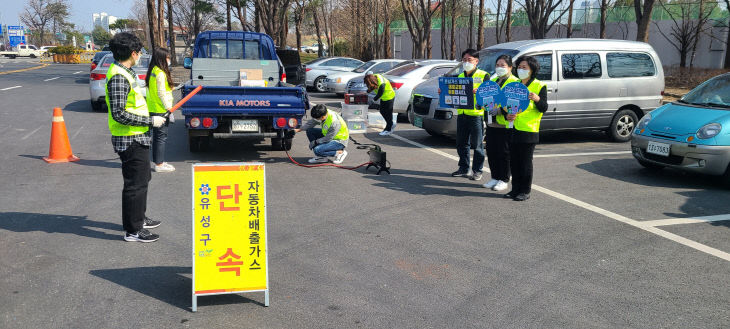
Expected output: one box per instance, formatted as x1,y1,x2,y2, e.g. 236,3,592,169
183,57,192,69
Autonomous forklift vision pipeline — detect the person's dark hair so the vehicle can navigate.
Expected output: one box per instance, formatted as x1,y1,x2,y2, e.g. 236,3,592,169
364,74,378,91
515,55,540,81
109,32,143,62
145,47,174,89
495,54,513,68
461,48,479,59
310,104,328,119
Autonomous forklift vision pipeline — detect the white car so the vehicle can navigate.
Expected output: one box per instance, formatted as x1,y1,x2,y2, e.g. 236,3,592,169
302,43,328,54
324,59,406,96
305,57,363,92
371,60,457,115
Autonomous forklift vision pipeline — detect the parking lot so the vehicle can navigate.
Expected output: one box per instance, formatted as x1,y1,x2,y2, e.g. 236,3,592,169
1,61,729,328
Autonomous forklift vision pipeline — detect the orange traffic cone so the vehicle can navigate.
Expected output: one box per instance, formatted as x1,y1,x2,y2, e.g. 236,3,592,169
43,107,80,163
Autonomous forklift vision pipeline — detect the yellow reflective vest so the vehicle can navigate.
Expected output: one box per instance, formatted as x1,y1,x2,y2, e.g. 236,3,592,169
105,63,149,136
322,109,349,141
374,74,395,102
513,79,547,133
457,69,489,116
146,66,172,114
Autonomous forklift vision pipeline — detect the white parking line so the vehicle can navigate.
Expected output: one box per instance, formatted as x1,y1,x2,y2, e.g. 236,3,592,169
639,214,730,227
44,77,60,81
534,151,631,158
72,71,83,74
21,126,42,140
1,85,22,91
389,132,730,262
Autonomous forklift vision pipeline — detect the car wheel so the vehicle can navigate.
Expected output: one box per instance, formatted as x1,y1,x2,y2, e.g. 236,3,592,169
30,54,36,58
90,100,103,112
608,109,638,142
425,129,441,137
407,106,414,124
314,76,327,93
637,159,664,170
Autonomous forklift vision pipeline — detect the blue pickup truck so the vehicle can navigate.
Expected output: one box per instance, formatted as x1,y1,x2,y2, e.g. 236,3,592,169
181,31,308,151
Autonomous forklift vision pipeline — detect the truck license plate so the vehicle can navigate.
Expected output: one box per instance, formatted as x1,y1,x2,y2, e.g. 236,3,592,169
232,119,259,132
646,141,670,157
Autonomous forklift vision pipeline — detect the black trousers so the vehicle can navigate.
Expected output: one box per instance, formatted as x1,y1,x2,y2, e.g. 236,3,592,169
379,99,394,131
485,126,510,182
509,142,536,195
118,142,151,233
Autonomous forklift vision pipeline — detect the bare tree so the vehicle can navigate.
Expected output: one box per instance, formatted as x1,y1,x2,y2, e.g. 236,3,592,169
400,0,442,58
230,0,252,30
494,0,514,43
655,0,717,67
477,0,485,49
520,0,569,39
634,0,656,42
450,0,456,59
382,0,395,58
158,0,166,46
168,0,177,64
725,0,730,68
293,0,307,52
599,0,607,38
252,0,292,46
468,0,475,48
312,4,325,57
566,0,574,38
173,0,222,52
20,0,61,46
147,0,160,49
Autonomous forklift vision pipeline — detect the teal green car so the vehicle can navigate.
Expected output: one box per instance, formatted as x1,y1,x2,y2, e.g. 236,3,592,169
631,73,730,183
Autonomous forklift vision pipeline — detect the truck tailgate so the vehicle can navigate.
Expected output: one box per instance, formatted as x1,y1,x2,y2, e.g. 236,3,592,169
181,85,307,116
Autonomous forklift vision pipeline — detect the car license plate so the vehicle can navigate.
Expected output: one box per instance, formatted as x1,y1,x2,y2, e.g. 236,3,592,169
232,119,259,132
413,116,423,128
646,141,670,157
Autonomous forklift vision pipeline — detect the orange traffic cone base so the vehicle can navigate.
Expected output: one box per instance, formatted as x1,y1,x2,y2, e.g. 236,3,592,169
43,155,80,163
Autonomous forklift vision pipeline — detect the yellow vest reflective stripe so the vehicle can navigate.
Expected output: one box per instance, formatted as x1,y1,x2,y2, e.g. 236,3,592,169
457,69,488,116
146,66,171,114
513,79,547,133
495,74,525,127
375,74,395,101
105,63,149,136
321,109,349,141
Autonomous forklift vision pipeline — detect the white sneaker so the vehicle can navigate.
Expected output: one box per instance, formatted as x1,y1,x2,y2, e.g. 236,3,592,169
492,180,508,191
379,130,392,136
391,121,397,131
308,156,329,164
482,179,498,189
154,162,175,172
333,150,348,164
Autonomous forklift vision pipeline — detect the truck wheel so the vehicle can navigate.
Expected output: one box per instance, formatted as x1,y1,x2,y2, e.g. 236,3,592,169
608,109,638,142
189,136,210,152
314,76,327,93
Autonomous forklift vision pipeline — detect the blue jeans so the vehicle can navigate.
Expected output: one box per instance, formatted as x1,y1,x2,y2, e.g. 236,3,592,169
306,128,345,157
151,116,168,164
456,114,485,173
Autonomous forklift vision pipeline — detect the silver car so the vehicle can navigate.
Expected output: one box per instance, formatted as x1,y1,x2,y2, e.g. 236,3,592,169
410,39,664,141
89,53,151,112
324,59,405,96
378,60,456,115
305,57,363,92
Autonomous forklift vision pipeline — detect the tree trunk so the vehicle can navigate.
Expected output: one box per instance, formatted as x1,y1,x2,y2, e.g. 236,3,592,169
254,3,260,32
725,0,730,68
450,0,456,59
355,0,361,58
567,0,574,38
167,0,176,64
147,0,158,49
227,1,232,31
235,0,247,30
320,4,331,55
313,8,323,57
158,0,165,46
599,0,607,38
505,0,513,42
634,0,656,43
468,0,474,49
441,0,447,58
383,0,392,58
495,0,502,44
477,0,485,49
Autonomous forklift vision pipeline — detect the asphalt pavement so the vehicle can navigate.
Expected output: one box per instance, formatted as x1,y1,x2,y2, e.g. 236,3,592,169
1,61,729,328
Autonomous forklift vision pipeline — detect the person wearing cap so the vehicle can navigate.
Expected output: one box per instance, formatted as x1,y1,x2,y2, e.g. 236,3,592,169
452,48,489,181
294,104,349,164
364,71,396,136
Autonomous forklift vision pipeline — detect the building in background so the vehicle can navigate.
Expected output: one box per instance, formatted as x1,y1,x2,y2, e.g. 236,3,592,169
92,12,117,33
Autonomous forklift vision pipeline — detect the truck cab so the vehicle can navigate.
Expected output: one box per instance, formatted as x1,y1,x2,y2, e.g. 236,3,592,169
181,31,308,152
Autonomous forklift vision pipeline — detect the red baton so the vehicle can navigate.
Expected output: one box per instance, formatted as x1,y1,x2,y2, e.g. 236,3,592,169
164,85,203,119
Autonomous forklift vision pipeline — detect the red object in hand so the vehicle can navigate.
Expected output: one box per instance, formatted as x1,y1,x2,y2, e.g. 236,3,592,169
169,85,203,113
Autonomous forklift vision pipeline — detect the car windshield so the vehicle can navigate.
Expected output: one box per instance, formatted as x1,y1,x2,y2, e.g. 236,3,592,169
353,61,377,73
386,63,421,77
305,57,328,65
444,48,520,77
680,74,730,108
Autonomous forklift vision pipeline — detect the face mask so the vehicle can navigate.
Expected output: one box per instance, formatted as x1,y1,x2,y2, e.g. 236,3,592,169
517,69,531,80
462,62,475,72
495,67,509,77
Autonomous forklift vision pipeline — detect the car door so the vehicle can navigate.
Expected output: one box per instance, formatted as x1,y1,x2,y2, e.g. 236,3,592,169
555,51,609,129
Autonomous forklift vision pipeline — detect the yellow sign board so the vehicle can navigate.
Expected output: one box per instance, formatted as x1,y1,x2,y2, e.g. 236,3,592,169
192,163,269,311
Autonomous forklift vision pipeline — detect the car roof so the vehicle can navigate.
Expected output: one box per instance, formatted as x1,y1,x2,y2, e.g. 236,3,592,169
485,38,656,53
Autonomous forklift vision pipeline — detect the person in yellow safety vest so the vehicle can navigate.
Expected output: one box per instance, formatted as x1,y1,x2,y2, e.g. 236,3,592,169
482,55,521,192
451,49,490,181
503,55,548,201
294,104,350,164
106,32,165,243
364,72,397,136
145,47,176,173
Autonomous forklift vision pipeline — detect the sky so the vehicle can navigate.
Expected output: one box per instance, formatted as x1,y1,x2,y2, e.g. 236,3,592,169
1,0,136,32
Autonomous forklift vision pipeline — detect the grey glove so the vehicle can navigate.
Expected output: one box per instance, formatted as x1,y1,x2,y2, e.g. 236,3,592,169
151,116,166,128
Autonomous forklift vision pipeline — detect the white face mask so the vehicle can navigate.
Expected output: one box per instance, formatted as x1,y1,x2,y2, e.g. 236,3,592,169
495,67,509,77
462,62,476,72
517,69,531,80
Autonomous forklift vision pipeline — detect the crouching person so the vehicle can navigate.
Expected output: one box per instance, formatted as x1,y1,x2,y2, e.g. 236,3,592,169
294,104,349,164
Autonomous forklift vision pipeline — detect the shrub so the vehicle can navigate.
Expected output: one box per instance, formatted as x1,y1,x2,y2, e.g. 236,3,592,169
48,46,80,55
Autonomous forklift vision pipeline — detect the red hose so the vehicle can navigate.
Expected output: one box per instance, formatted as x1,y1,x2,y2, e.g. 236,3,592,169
285,150,372,170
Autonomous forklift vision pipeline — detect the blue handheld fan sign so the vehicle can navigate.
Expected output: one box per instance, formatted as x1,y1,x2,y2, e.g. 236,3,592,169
502,82,530,128
438,77,473,110
476,80,504,113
